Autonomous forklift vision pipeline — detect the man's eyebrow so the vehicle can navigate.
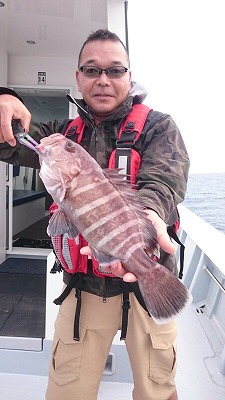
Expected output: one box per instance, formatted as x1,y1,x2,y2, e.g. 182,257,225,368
80,59,124,66
81,59,95,65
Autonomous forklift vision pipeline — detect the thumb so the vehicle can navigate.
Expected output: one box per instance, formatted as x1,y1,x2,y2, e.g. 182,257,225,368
145,209,176,254
80,245,92,256
157,225,176,254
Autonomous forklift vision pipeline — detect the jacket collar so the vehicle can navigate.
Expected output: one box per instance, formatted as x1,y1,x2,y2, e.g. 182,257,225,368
67,81,148,128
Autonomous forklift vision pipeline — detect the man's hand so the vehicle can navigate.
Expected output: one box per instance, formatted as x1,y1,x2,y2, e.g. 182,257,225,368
145,209,176,254
80,247,137,282
0,94,31,146
80,210,176,282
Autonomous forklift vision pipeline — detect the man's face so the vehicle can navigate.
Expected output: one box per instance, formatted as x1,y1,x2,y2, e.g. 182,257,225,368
76,40,132,123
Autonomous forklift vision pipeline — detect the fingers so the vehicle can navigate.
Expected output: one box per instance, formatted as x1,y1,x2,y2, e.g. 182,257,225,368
0,117,16,146
122,272,137,283
145,209,176,254
154,222,176,254
0,95,31,146
80,246,92,256
80,246,138,282
110,263,137,282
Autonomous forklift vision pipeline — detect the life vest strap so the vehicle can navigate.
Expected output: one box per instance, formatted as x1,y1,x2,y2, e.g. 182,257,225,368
120,283,131,340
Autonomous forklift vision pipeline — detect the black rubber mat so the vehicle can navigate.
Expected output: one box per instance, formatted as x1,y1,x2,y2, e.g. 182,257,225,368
12,215,52,248
0,293,22,330
0,257,47,274
13,216,50,241
0,260,47,338
0,293,46,337
13,238,52,249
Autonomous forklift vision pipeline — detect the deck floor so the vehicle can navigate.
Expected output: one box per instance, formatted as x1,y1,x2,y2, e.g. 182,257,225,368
0,258,46,338
0,304,225,399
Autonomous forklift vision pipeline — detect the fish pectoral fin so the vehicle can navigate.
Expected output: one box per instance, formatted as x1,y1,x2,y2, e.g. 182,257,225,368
66,221,80,238
92,248,120,266
47,209,79,237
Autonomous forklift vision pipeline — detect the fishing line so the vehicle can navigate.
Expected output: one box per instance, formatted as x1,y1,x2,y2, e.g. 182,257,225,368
184,173,225,234
187,174,225,198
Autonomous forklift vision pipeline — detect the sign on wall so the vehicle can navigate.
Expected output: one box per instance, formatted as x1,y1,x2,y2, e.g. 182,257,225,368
38,72,46,85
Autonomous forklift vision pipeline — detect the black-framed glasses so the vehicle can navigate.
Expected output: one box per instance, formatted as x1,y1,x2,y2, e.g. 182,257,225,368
79,65,129,79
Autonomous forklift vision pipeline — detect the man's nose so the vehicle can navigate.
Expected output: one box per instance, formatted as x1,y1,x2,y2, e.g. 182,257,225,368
96,71,111,84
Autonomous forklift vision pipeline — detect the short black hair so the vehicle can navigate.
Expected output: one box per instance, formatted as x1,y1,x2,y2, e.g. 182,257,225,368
78,29,130,67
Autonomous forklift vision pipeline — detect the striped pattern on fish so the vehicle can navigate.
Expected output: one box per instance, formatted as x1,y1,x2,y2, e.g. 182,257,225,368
37,133,192,323
67,181,148,265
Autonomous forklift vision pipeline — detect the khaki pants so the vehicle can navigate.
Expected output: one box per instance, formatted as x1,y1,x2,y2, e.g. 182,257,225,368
46,289,177,400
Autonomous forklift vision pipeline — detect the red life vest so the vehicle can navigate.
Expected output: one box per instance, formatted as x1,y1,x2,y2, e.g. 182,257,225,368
49,104,152,277
49,104,183,278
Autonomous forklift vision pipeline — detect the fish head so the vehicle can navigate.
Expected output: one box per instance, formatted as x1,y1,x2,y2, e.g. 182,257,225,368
37,134,82,202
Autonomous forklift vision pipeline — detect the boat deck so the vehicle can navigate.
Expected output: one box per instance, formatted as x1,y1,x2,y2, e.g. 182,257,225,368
0,302,225,400
1,207,225,399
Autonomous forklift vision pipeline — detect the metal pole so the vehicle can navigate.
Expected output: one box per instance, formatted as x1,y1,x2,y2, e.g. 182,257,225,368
204,266,225,294
124,1,129,55
204,267,225,375
219,345,225,376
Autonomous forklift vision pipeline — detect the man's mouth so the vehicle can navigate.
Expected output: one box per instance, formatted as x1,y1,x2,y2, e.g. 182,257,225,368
93,93,113,98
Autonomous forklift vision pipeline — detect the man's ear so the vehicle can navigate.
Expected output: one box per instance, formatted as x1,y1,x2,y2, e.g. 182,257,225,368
128,70,132,88
76,70,81,93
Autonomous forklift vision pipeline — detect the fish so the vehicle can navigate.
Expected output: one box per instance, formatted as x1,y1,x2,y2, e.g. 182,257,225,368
37,133,191,323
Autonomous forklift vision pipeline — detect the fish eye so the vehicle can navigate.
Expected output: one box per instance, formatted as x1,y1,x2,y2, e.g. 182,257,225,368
65,140,76,153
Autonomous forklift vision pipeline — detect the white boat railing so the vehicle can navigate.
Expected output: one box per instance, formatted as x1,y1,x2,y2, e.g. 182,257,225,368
177,204,225,376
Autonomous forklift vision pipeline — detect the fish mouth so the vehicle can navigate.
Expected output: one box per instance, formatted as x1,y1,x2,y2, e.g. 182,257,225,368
36,144,45,154
36,134,65,154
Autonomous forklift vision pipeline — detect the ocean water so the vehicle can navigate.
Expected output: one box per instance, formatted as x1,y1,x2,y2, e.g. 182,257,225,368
182,172,225,235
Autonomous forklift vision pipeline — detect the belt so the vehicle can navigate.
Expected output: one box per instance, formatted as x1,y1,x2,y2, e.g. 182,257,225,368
54,272,132,342
54,270,148,342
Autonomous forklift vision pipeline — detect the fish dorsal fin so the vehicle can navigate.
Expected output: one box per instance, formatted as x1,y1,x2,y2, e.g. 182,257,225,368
103,168,136,189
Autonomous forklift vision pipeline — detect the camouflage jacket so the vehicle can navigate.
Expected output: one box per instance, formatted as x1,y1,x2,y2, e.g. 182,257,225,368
0,83,190,287
0,83,189,220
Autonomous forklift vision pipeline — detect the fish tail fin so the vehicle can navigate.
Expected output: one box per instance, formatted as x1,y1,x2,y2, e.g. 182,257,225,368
138,259,192,323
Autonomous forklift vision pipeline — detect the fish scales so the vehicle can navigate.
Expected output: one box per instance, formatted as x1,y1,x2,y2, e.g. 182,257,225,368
37,133,192,324
64,169,141,258
71,181,143,261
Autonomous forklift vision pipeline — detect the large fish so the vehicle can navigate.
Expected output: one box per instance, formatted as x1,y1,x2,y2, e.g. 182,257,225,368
37,133,191,323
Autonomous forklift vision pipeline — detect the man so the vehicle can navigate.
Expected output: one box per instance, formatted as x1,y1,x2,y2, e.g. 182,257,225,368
0,29,189,400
